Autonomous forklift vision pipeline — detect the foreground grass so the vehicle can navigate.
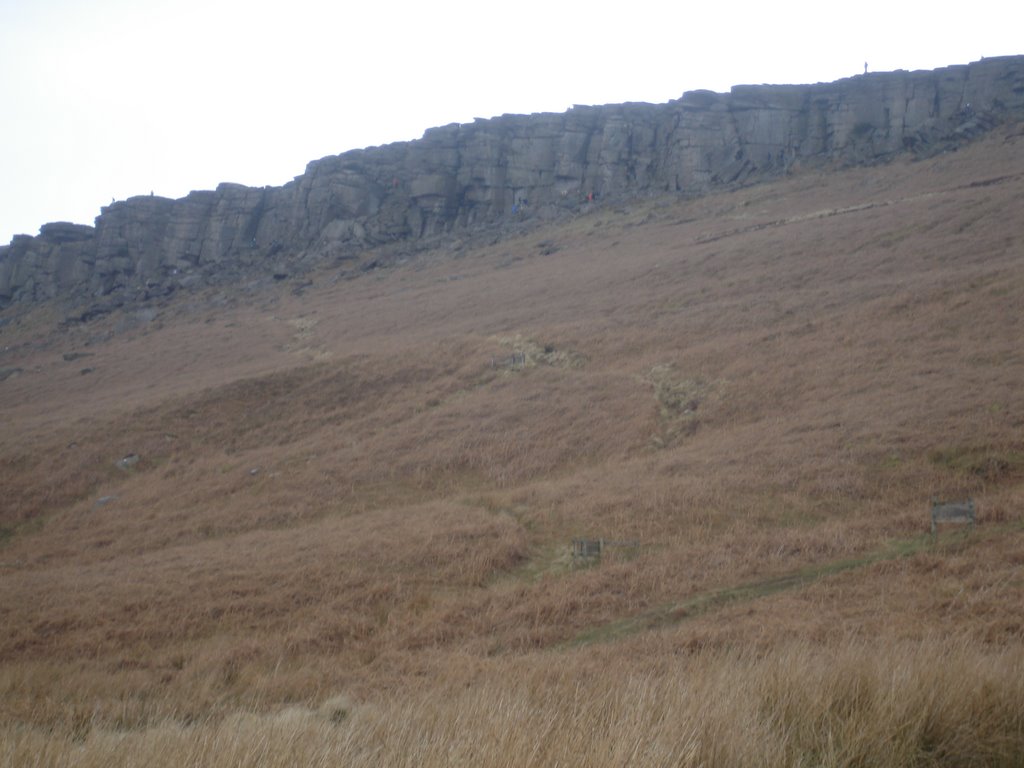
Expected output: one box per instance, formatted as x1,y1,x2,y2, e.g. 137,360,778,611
4,639,1022,767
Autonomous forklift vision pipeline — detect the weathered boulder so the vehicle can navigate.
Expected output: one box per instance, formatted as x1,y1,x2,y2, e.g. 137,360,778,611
3,56,1023,309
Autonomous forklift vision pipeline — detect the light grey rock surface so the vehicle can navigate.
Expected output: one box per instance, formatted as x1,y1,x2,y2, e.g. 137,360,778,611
2,56,1022,309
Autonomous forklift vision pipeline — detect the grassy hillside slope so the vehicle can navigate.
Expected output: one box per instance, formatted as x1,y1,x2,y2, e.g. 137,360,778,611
2,124,1023,766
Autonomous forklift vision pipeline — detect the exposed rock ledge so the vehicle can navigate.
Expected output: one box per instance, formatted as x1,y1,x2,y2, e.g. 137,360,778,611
2,56,1023,309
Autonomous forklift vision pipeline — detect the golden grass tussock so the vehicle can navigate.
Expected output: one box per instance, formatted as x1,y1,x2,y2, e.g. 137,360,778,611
3,640,1023,767
2,125,1024,763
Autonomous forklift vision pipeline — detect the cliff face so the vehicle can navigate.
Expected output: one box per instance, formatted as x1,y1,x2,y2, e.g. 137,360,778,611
3,56,1023,309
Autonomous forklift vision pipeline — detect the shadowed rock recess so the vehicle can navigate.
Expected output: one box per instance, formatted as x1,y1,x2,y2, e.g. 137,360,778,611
2,56,1023,309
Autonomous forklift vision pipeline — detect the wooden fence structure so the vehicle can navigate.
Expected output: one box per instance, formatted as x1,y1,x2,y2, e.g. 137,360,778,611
930,498,975,536
571,538,641,563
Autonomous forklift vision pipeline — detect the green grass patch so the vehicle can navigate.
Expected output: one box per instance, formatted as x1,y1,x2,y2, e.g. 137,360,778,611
929,446,1024,481
0,515,46,548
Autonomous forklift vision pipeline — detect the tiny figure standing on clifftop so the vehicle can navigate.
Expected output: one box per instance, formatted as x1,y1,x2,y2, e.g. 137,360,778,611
864,62,868,75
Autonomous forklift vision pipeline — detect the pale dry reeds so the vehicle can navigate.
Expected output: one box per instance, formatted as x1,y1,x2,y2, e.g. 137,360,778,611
3,639,1022,767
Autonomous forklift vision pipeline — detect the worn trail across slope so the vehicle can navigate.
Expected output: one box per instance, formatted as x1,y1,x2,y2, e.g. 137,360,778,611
569,523,1024,647
694,170,1024,245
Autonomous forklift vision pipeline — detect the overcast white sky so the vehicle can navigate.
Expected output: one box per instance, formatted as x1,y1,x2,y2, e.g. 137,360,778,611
1,0,1020,244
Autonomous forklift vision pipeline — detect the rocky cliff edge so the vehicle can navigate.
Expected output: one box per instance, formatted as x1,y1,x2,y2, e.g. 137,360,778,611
2,56,1023,311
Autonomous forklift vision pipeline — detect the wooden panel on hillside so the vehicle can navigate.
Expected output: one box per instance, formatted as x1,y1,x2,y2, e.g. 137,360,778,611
930,499,975,536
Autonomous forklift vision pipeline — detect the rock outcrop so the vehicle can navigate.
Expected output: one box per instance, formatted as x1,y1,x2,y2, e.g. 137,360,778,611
2,56,1023,309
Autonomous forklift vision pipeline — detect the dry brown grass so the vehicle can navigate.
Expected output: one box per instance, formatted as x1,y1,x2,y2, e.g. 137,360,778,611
3,641,1022,767
1,124,1023,764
